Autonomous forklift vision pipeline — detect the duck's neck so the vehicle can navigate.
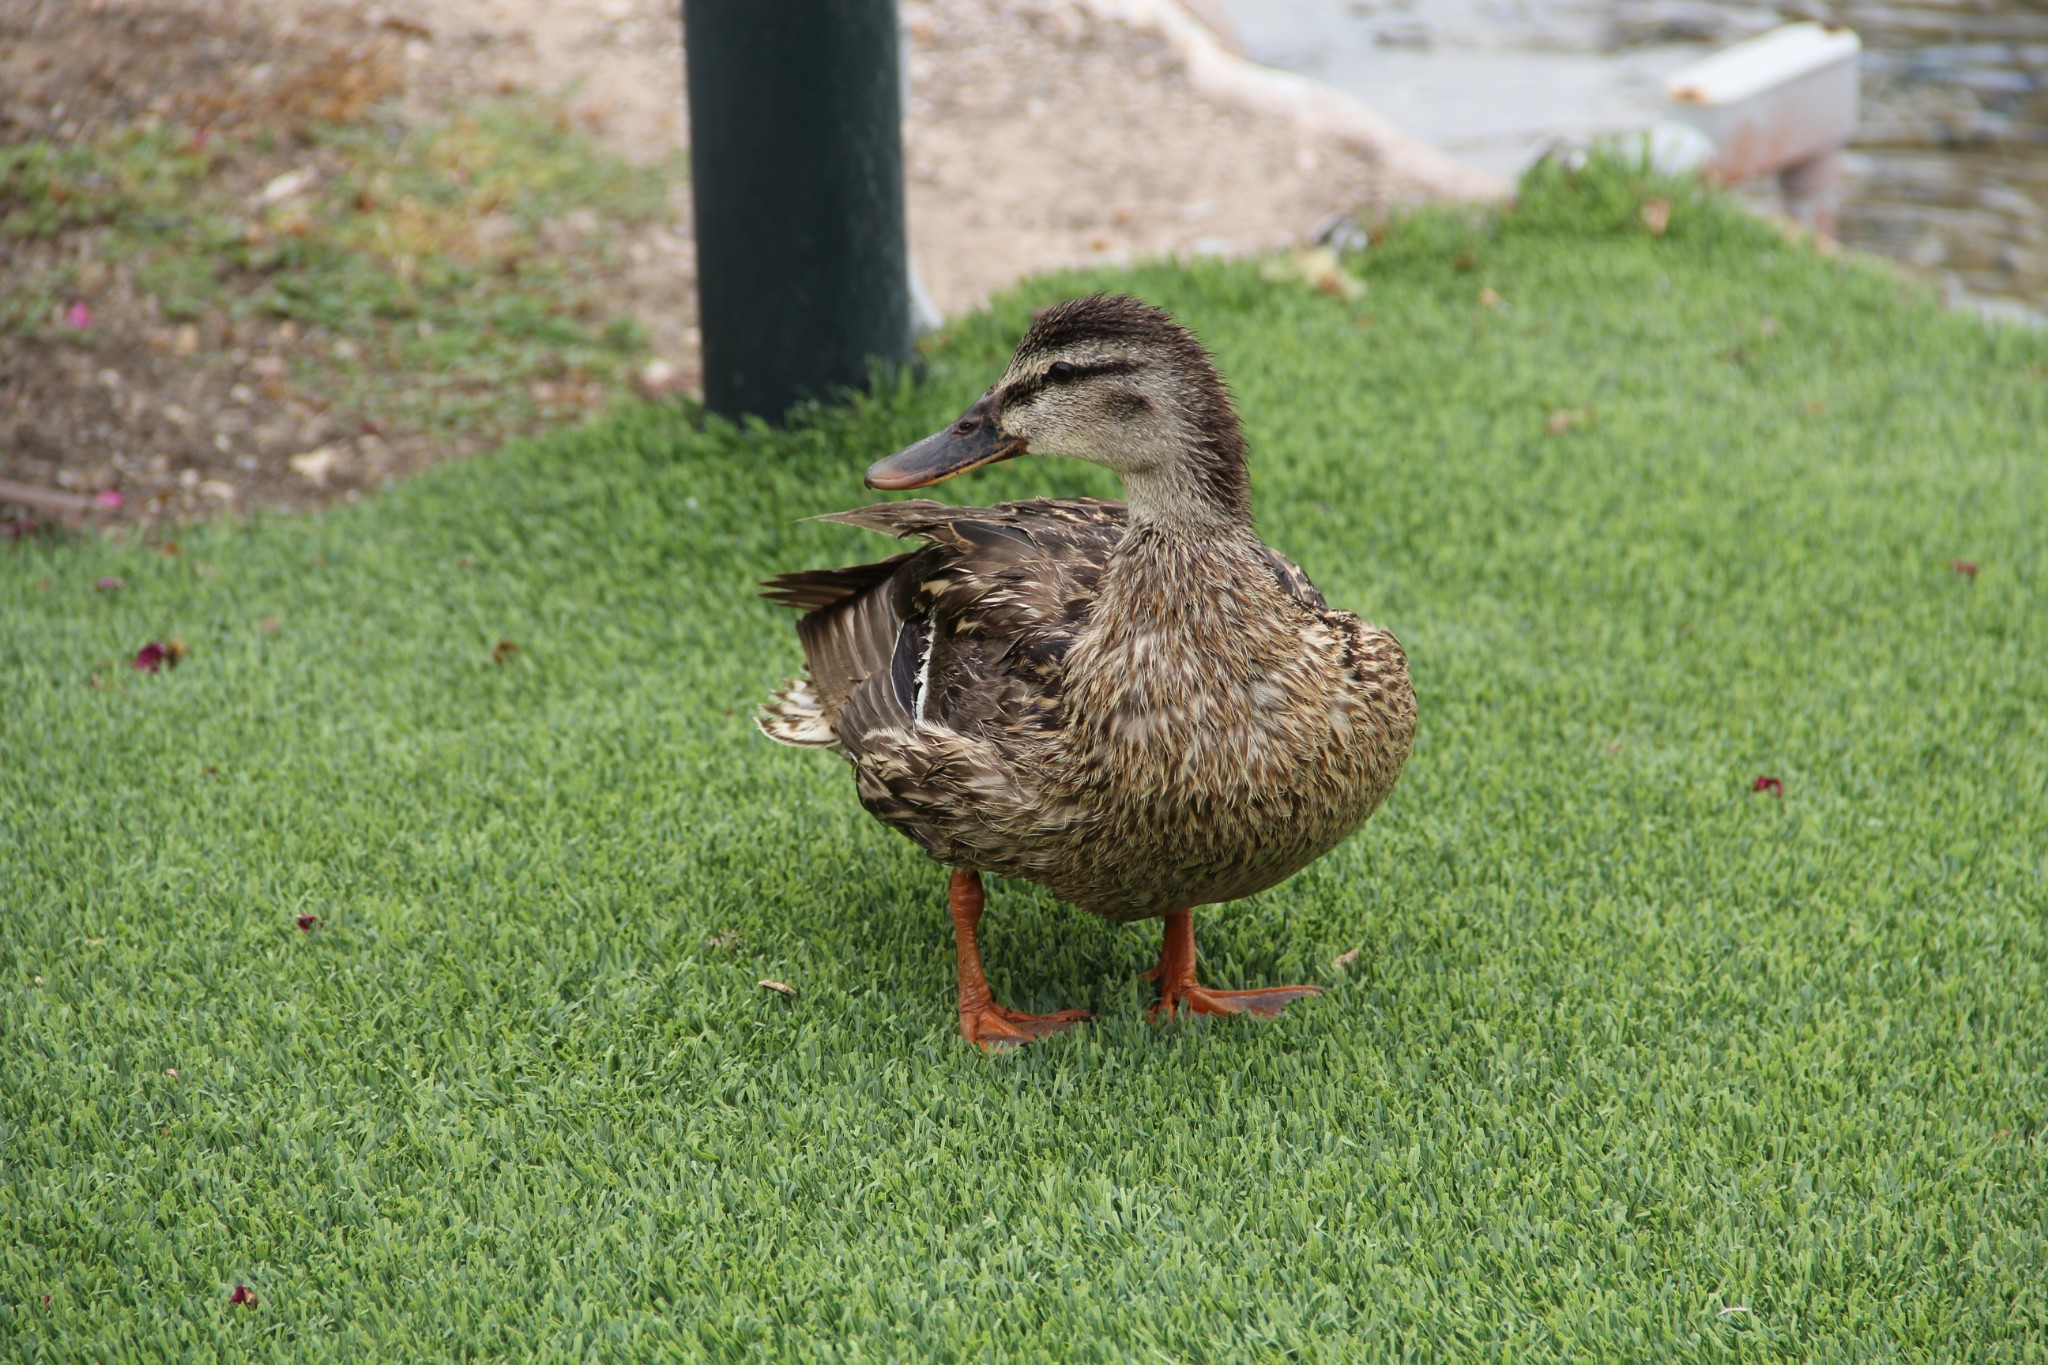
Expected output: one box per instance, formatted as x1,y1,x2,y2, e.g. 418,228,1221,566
1118,427,1254,538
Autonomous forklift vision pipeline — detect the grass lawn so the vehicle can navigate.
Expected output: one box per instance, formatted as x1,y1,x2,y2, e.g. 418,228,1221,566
5,167,2046,1360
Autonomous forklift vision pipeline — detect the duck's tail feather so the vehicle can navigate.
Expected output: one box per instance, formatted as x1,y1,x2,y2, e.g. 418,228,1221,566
756,676,838,747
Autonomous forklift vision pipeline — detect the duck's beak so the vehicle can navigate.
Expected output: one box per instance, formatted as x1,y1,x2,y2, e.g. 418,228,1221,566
866,395,1026,490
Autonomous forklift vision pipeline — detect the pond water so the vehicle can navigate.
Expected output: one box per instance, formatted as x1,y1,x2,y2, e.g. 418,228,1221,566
1217,0,2048,322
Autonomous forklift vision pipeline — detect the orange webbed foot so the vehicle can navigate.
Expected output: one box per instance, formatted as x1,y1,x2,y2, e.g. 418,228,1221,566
1148,909,1324,1026
1150,982,1321,1023
949,868,1089,1051
960,1003,1092,1051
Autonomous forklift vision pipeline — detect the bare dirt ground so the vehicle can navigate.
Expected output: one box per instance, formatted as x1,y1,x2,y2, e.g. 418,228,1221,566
2,0,1487,523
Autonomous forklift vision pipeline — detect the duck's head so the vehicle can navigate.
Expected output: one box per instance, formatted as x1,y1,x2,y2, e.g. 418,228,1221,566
867,294,1251,528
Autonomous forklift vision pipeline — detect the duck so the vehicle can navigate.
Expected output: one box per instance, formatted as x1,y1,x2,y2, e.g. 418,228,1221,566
759,294,1414,1048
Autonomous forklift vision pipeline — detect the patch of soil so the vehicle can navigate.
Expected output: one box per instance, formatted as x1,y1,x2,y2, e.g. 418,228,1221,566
1,286,413,520
2,1,472,519
903,0,1408,310
1,0,697,524
1,0,397,145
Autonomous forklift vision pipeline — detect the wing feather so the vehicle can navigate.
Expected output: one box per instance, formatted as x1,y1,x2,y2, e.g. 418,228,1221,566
757,500,1126,861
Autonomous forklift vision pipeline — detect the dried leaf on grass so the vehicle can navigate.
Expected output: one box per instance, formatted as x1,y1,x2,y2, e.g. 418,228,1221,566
1545,407,1595,436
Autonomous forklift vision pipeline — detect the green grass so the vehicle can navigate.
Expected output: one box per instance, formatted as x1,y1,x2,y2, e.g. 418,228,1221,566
0,125,220,243
5,167,2046,1360
247,99,672,421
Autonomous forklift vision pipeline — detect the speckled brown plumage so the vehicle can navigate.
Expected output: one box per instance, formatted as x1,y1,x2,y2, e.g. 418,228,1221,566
762,499,1412,921
758,294,1415,1043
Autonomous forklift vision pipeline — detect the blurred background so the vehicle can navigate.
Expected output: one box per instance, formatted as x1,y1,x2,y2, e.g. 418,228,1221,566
1218,0,2048,324
3,0,2041,523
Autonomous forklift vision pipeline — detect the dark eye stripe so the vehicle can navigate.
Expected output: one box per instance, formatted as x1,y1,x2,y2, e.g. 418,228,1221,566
1056,358,1138,381
1009,357,1140,404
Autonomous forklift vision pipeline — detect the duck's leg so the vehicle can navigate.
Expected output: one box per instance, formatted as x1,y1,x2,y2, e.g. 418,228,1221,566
1149,908,1322,1021
950,868,1090,1050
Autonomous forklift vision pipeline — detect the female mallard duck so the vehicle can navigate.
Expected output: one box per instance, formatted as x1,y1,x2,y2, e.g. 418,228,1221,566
760,294,1414,1048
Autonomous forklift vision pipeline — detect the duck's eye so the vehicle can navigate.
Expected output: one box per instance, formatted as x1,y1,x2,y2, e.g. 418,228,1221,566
1047,360,1078,382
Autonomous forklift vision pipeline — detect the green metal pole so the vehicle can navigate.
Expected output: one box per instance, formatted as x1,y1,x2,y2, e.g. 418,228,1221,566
682,0,910,422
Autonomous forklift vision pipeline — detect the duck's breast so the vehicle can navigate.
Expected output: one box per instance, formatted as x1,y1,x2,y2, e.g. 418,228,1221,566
1038,536,1411,918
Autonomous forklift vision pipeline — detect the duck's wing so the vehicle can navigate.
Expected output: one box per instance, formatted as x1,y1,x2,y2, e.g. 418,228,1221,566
1256,543,1410,691
1261,544,1328,612
759,498,1125,747
758,498,1124,866
756,551,913,747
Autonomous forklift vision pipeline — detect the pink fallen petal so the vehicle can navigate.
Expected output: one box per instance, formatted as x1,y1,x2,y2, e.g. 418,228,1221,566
134,642,168,672
94,489,124,509
96,576,124,591
64,301,91,329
